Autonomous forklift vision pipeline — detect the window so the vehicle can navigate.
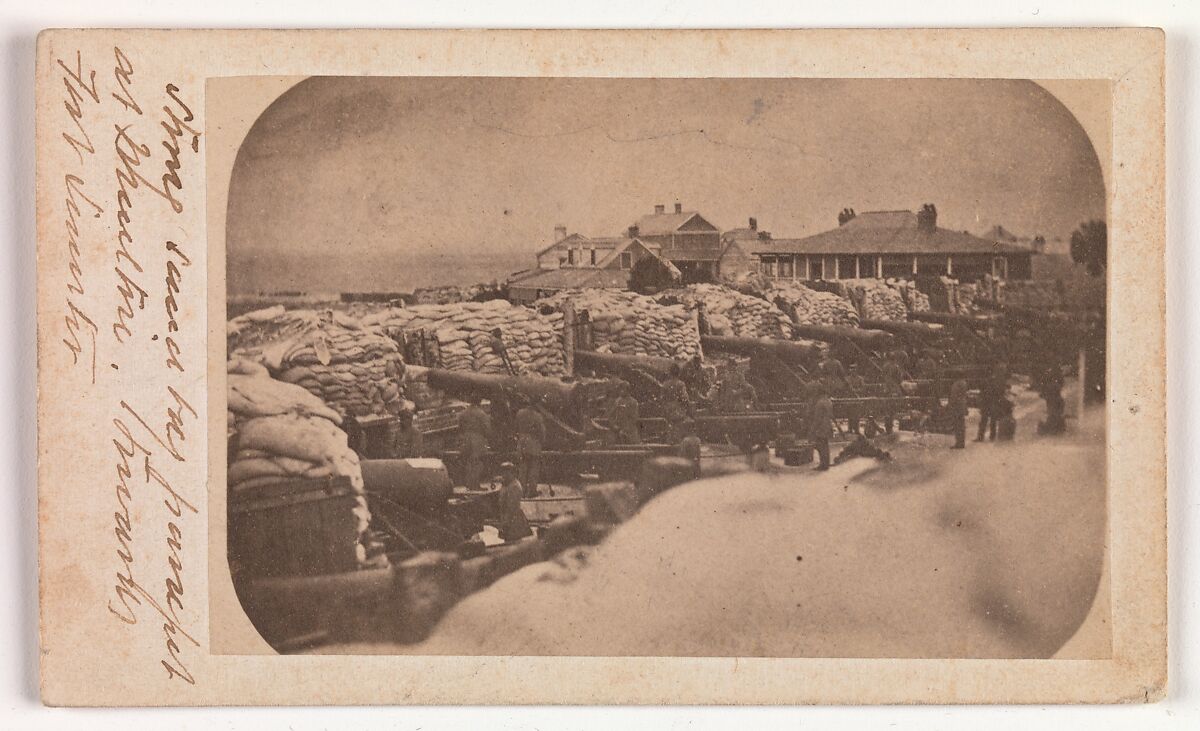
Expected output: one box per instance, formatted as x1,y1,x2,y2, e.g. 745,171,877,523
760,256,776,277
590,248,597,266
917,255,948,276
567,248,576,266
809,256,824,280
992,257,1008,279
778,257,794,278
837,255,857,279
620,252,633,270
881,255,911,278
953,256,989,282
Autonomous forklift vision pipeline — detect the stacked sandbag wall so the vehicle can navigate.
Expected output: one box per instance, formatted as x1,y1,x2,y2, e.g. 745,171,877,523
833,279,908,321
226,360,371,559
537,289,702,361
667,283,792,339
228,308,408,419
362,299,566,377
769,282,860,327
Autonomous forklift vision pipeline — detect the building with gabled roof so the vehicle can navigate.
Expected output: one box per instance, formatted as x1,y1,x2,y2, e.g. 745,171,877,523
752,205,1033,282
510,234,676,303
629,202,723,281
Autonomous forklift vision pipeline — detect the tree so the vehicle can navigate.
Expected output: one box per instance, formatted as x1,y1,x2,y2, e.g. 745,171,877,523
629,255,677,294
1070,219,1107,276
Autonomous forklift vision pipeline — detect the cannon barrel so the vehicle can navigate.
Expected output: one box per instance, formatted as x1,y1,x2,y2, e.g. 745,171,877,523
908,311,996,329
788,323,895,349
859,319,944,339
360,458,453,512
423,368,587,412
701,335,823,366
574,349,682,380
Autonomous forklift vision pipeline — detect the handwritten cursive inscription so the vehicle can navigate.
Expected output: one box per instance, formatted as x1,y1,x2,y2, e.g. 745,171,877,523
56,52,104,382
107,412,199,685
164,240,191,373
55,42,207,687
109,51,200,348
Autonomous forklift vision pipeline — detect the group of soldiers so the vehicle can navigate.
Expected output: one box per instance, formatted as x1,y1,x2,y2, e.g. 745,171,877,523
457,391,549,498
439,335,1049,502
945,363,1015,449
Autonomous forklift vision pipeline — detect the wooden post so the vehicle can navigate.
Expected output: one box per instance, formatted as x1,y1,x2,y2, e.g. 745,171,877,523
875,256,883,278
562,302,576,376
912,255,918,275
947,255,954,276
854,256,861,278
834,256,840,279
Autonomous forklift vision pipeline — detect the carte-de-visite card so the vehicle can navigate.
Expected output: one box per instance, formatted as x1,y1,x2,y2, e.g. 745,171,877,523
35,28,1165,706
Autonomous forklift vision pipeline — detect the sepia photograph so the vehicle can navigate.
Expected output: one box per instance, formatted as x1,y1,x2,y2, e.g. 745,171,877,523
28,22,1170,709
216,75,1113,659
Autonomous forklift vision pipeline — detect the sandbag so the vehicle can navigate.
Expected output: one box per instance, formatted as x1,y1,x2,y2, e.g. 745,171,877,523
227,372,343,425
537,289,702,360
228,308,407,419
361,300,566,376
664,284,792,339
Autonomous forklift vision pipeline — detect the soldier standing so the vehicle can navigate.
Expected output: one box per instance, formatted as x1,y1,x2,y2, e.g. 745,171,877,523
976,362,1008,442
489,327,517,375
717,367,756,414
948,378,969,449
458,396,492,489
808,382,834,471
880,354,905,434
609,381,642,445
495,462,533,543
917,353,939,379
818,354,848,396
660,365,693,439
514,399,547,497
844,365,867,434
393,410,425,458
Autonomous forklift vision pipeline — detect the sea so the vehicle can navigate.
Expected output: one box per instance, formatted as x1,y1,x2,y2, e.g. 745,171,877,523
228,248,533,296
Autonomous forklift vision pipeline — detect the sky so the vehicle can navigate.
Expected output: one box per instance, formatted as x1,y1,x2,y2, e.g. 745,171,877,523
221,77,1108,292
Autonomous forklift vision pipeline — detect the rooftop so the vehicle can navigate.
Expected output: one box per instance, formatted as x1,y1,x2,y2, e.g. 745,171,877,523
755,210,1029,256
508,267,631,291
634,210,715,236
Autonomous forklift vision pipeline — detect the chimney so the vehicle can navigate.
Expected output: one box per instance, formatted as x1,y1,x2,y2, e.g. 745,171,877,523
654,204,666,215
838,208,857,226
917,203,938,233
554,224,567,242
628,224,639,238
674,202,683,214
749,217,757,231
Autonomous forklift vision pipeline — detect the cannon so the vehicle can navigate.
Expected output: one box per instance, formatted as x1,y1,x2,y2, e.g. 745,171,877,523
413,366,616,453
908,311,1003,364
423,367,599,414
573,349,681,381
785,323,896,376
788,323,895,350
572,349,703,410
700,335,823,368
860,318,982,370
908,311,996,330
859,318,946,340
